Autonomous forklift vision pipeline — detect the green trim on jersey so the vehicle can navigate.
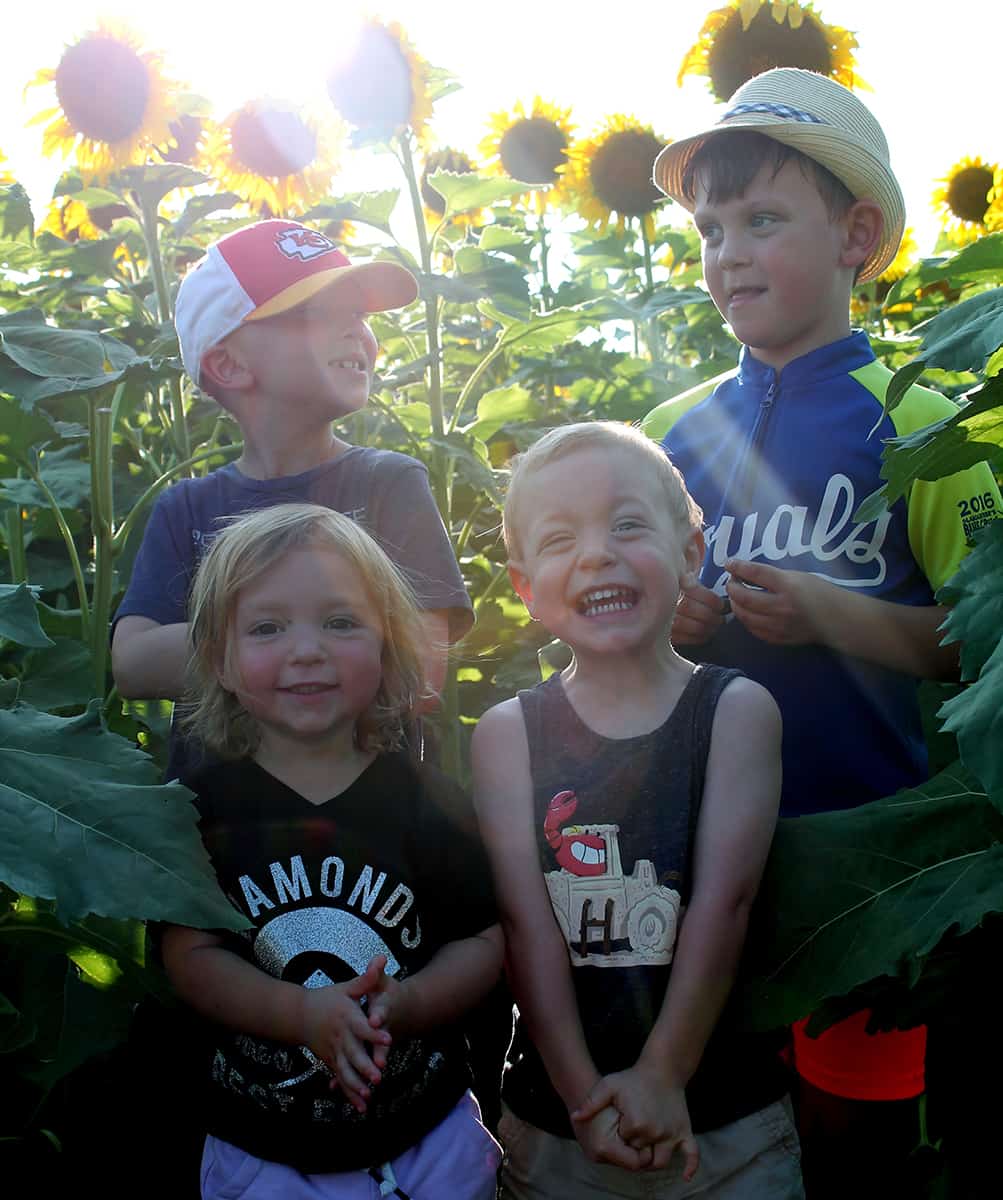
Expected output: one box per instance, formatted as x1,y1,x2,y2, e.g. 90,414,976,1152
849,359,1003,590
640,369,737,443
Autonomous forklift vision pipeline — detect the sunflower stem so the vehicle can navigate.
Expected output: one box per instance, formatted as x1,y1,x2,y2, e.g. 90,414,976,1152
136,191,191,467
537,216,553,311
640,218,663,363
89,396,116,697
397,130,460,780
21,457,90,643
4,484,27,584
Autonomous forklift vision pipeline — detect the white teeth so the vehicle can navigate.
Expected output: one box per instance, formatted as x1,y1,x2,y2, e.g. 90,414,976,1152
571,843,606,866
580,587,634,617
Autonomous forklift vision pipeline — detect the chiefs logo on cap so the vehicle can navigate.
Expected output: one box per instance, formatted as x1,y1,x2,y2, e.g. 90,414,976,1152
274,227,338,262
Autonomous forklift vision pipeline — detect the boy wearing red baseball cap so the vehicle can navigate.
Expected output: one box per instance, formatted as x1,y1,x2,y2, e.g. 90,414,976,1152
113,219,471,765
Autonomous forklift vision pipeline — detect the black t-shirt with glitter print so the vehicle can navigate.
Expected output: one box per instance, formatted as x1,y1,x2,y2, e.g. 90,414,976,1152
188,751,496,1173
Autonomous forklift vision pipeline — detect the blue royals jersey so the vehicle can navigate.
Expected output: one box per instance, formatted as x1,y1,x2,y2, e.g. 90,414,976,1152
658,332,1002,817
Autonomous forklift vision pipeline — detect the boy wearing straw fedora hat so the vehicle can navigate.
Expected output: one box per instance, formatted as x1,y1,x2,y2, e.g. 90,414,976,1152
649,68,1002,1198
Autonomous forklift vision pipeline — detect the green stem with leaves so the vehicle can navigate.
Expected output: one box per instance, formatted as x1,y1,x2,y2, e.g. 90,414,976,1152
136,191,191,465
397,132,460,778
88,397,116,698
640,217,662,363
4,484,27,584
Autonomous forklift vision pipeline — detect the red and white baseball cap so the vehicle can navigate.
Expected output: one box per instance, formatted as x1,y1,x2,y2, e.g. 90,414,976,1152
175,219,419,385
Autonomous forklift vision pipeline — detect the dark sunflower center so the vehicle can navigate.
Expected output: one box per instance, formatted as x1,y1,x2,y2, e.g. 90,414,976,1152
230,108,317,178
708,8,832,101
946,166,994,224
590,129,665,217
498,118,567,185
327,26,413,139
421,148,474,214
54,35,151,143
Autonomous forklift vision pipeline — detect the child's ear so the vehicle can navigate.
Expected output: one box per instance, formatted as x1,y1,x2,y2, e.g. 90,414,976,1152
200,342,254,393
839,199,883,273
507,562,537,619
683,527,705,580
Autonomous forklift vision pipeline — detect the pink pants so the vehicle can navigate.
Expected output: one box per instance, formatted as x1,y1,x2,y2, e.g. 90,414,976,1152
200,1091,500,1200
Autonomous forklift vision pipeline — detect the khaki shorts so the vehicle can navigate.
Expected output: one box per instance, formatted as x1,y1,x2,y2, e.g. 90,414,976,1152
498,1097,803,1199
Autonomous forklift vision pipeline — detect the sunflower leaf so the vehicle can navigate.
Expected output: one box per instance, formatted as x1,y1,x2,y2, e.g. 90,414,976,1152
940,644,1003,813
0,702,249,929
304,192,400,235
170,192,243,240
854,375,1003,516
0,183,34,242
938,519,1003,682
736,761,1003,1031
885,234,1003,308
0,584,54,649
427,171,533,217
905,288,1003,378
462,385,540,441
113,164,210,208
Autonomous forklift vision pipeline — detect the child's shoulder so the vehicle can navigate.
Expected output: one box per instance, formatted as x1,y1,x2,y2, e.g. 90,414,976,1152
706,671,782,750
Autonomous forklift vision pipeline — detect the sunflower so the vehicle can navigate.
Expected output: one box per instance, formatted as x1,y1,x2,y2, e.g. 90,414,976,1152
932,155,999,245
421,147,478,222
678,1,861,101
0,149,13,184
480,97,574,211
26,19,182,181
876,227,918,286
204,100,343,218
326,19,433,145
567,115,666,240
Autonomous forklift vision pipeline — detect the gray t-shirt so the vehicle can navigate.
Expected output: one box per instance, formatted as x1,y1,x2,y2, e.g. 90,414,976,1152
115,446,472,636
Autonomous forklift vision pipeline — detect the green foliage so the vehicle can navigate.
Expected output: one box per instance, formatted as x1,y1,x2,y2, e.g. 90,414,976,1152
738,762,1003,1032
0,81,1001,1173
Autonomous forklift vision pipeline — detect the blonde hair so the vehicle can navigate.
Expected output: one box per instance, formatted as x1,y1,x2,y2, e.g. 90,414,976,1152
183,503,428,758
502,421,703,559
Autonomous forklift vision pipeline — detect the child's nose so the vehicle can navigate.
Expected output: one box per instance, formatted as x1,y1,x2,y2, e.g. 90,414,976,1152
717,228,750,269
289,629,325,660
578,534,616,568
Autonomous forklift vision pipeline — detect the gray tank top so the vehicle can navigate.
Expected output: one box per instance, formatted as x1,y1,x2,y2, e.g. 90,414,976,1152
503,664,790,1135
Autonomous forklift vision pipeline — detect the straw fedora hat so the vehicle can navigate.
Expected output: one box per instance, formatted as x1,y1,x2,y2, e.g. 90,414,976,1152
652,68,905,283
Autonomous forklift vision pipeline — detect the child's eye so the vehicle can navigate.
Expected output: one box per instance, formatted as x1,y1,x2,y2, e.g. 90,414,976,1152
614,518,644,533
750,213,777,230
538,533,572,553
326,615,359,631
249,621,281,637
698,222,721,244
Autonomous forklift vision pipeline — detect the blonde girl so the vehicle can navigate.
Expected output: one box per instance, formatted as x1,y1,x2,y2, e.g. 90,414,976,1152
162,503,501,1200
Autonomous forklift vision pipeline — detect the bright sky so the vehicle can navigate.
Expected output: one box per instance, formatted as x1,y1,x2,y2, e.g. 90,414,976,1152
2,0,999,253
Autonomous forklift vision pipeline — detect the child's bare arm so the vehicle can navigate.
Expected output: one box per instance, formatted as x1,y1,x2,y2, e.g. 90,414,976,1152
579,678,781,1175
472,701,644,1170
161,924,389,1111
365,925,503,1048
111,616,190,700
725,559,960,680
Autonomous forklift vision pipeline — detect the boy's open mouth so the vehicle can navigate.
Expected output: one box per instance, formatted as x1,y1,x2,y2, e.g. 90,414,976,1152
577,586,637,617
331,355,368,373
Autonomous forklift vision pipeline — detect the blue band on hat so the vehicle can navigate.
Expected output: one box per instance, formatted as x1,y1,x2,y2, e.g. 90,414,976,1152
724,101,827,124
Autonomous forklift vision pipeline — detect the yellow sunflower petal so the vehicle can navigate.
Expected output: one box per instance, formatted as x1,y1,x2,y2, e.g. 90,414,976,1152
26,19,185,182
567,113,666,233
932,155,999,246
326,19,434,145
203,100,343,218
678,1,862,100
479,96,575,211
